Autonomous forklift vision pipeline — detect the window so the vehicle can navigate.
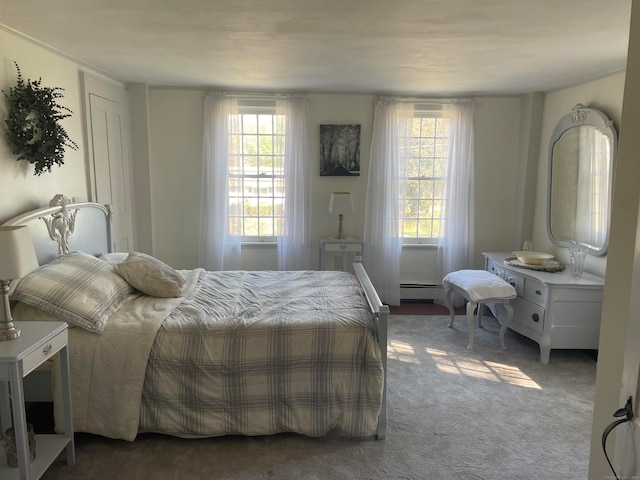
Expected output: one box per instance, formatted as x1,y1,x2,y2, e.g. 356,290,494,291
228,101,284,241
399,106,450,243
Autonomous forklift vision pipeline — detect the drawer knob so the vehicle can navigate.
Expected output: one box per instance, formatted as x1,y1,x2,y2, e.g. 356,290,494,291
535,290,541,295
42,343,53,355
340,245,347,250
532,313,540,323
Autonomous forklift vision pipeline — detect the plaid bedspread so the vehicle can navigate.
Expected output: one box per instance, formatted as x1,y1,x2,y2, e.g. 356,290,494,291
138,269,384,438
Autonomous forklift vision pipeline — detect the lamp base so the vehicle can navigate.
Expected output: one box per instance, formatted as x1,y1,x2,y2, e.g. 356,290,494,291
0,322,21,341
0,281,20,341
334,213,347,240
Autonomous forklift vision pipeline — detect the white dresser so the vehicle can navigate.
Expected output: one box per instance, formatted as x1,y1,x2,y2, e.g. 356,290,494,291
483,252,604,364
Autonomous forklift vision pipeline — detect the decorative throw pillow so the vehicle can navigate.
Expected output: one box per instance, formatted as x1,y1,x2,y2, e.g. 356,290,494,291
10,251,134,334
98,252,129,265
114,252,185,298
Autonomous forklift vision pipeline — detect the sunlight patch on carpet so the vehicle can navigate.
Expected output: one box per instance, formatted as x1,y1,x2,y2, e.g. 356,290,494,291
425,347,541,389
388,340,421,364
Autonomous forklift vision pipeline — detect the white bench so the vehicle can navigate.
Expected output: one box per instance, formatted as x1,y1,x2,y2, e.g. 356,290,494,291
443,270,517,350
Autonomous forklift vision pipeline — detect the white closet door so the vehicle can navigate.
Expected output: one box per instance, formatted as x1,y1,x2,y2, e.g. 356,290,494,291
83,74,134,252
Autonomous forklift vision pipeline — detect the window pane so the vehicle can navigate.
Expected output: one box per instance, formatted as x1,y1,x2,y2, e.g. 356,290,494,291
259,218,274,236
243,115,257,134
399,111,449,240
243,135,257,155
227,108,284,240
258,114,273,134
244,218,259,236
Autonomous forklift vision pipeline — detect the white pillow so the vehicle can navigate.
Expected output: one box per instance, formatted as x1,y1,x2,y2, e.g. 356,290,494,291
98,252,130,265
10,251,134,333
114,252,185,298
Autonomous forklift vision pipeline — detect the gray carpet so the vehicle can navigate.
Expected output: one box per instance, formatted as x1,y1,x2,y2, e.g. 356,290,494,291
40,315,596,480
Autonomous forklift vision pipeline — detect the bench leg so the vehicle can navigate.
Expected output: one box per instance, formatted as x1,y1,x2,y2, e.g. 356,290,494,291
445,284,456,328
466,301,478,350
497,303,514,350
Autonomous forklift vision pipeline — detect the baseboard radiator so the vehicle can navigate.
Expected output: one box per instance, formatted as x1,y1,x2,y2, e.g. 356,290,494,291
399,283,442,301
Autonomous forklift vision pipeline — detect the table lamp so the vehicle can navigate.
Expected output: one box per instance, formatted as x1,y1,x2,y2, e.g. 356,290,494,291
0,226,39,340
328,192,354,240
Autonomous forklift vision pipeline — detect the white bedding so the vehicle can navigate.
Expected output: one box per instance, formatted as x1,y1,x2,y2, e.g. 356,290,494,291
52,269,383,441
53,270,201,441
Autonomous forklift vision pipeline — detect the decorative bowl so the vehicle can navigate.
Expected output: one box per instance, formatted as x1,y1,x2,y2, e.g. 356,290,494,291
512,251,554,265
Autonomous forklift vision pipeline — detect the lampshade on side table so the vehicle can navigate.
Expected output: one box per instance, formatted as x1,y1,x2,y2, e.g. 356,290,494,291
0,226,39,341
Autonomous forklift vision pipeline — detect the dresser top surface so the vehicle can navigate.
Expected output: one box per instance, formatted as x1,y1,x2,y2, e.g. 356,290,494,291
483,252,604,287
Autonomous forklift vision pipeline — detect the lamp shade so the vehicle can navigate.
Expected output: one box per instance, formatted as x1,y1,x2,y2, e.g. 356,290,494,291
328,192,354,215
0,226,39,279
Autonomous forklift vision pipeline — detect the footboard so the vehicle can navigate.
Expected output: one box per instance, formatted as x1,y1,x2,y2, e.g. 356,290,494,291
353,257,389,440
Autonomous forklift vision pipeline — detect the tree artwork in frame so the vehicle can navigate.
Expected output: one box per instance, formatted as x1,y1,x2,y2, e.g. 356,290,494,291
319,124,360,176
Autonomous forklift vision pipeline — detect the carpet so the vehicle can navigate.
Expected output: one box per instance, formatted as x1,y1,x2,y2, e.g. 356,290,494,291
40,315,596,480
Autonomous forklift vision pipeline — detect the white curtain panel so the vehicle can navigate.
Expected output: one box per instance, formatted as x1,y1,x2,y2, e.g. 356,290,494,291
276,96,312,270
438,101,476,278
364,98,413,306
199,93,241,270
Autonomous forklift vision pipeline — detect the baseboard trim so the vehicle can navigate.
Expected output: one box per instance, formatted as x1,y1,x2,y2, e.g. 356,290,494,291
400,283,442,301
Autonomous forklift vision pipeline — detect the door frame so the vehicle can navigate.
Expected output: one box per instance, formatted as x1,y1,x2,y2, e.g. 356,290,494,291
80,72,129,202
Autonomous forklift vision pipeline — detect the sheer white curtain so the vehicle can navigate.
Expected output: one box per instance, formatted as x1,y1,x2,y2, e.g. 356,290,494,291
198,93,241,270
277,96,312,270
364,98,413,305
438,101,476,277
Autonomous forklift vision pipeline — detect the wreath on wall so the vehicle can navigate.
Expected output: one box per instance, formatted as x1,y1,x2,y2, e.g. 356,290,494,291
2,62,78,176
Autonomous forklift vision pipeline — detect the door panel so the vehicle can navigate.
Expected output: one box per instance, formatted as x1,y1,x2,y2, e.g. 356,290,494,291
85,83,133,252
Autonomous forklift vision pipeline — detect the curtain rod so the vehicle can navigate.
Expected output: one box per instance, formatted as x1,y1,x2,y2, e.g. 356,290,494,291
207,92,307,101
207,92,472,104
376,96,474,104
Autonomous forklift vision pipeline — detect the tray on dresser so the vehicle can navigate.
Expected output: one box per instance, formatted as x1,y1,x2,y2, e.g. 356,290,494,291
504,257,566,272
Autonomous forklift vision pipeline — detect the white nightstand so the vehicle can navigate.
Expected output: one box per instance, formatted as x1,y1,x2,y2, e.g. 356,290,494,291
319,236,364,272
0,322,74,480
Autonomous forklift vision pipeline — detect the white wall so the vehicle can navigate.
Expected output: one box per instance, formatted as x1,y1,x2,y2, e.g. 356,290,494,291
531,72,625,278
1,19,635,477
516,71,626,479
145,89,523,284
0,26,92,221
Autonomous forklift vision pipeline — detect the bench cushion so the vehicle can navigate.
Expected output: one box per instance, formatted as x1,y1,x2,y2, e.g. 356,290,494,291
443,269,516,302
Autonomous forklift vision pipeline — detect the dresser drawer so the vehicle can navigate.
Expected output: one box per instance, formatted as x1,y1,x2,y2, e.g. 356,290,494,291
511,298,545,335
22,328,68,376
324,243,362,253
522,278,548,305
486,259,505,278
503,271,524,297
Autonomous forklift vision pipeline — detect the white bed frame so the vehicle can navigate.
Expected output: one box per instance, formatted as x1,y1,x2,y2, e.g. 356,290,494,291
3,194,389,439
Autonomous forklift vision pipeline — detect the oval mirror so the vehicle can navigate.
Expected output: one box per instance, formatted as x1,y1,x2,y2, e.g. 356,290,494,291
547,104,617,255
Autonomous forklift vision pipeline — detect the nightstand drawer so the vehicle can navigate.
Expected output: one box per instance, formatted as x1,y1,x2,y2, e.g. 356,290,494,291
324,243,362,253
22,328,68,376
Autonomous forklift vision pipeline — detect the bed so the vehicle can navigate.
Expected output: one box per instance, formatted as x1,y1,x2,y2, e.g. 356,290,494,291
3,195,389,442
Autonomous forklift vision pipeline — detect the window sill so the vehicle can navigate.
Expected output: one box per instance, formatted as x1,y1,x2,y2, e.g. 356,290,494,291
242,242,277,249
401,243,439,249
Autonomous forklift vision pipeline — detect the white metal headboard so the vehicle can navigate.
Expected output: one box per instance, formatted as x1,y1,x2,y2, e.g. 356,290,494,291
2,194,114,265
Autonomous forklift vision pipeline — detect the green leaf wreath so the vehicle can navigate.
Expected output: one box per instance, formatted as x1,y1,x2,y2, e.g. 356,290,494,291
2,62,78,175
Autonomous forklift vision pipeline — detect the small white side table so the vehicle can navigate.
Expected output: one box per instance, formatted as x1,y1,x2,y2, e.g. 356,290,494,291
0,322,74,480
319,236,364,272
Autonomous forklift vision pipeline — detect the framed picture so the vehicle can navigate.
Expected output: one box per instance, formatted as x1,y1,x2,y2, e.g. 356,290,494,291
319,124,360,176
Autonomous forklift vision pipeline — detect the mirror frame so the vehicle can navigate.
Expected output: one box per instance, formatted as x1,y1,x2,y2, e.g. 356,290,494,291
546,104,617,256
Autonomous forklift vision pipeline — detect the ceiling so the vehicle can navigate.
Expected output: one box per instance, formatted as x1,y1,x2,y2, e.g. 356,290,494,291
0,0,633,96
